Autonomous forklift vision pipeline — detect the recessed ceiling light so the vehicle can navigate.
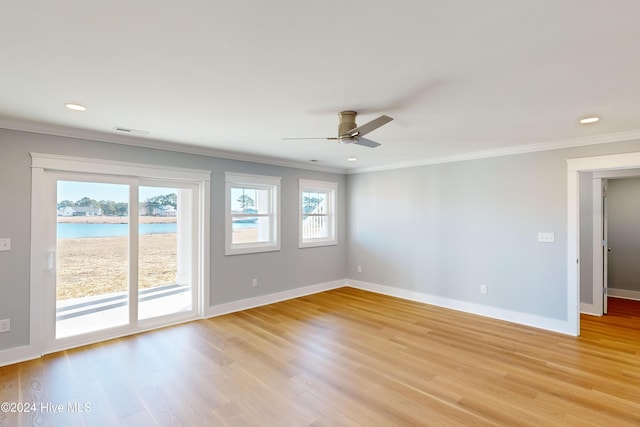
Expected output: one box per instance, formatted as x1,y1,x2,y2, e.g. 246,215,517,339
347,157,358,162
579,116,600,124
65,103,87,111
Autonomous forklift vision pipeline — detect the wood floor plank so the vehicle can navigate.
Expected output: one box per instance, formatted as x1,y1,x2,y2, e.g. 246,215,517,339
1,289,639,426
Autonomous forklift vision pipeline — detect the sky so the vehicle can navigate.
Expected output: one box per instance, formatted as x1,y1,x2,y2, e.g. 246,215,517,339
57,181,176,203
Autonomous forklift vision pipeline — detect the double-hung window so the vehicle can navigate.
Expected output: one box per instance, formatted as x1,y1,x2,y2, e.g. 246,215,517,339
299,179,337,248
225,172,281,255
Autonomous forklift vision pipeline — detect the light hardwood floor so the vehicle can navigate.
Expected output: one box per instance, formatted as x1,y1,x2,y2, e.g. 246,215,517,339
1,288,639,426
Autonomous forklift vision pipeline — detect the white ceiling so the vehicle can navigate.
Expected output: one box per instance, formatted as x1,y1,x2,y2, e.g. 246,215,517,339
2,1,640,173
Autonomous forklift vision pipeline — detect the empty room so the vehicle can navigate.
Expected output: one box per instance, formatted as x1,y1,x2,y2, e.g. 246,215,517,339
1,1,639,426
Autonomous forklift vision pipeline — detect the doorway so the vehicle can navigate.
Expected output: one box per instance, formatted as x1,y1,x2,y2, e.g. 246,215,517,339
588,172,640,317
568,151,640,335
599,176,640,310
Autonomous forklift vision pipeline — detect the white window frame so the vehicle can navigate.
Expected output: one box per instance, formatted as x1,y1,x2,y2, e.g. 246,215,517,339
299,179,337,248
225,172,281,255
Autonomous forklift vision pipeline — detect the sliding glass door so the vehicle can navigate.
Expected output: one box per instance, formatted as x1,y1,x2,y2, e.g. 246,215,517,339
49,175,199,349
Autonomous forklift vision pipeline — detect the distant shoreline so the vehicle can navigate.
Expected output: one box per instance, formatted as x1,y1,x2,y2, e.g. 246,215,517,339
57,215,176,224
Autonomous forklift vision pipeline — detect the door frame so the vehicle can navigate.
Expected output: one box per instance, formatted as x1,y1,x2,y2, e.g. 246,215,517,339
567,151,640,334
30,153,211,355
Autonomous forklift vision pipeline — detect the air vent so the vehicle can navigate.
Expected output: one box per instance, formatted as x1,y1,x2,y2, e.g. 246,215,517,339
113,127,150,136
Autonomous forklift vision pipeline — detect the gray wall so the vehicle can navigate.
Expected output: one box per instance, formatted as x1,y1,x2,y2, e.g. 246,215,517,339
0,128,347,351
4,125,640,353
607,178,640,292
347,139,640,321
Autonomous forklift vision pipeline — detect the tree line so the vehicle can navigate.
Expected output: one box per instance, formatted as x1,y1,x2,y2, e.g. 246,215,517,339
58,193,177,217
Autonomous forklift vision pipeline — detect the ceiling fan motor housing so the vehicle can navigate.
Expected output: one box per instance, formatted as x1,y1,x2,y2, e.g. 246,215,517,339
338,111,358,136
338,111,358,144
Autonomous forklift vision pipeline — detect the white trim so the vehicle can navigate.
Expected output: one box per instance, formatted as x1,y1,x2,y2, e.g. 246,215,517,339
23,166,48,365
608,289,640,301
591,178,604,315
347,280,576,336
206,280,346,317
225,172,282,186
567,151,640,336
298,179,338,248
199,180,211,314
351,129,640,174
566,168,580,335
566,151,640,172
30,152,211,182
580,302,602,316
0,345,38,368
593,169,640,179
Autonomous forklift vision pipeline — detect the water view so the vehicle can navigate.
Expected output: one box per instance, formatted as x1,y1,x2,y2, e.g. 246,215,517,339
57,222,177,239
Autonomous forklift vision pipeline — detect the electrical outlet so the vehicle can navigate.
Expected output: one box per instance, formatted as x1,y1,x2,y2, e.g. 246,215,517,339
0,238,10,252
0,319,10,333
357,265,362,273
252,278,258,288
480,285,488,295
537,232,555,243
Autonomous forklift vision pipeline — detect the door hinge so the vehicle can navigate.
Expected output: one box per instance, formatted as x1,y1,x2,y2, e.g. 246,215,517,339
603,287,608,294
602,239,607,247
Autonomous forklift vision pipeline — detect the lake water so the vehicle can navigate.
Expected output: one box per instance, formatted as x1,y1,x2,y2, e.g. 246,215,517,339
57,223,177,239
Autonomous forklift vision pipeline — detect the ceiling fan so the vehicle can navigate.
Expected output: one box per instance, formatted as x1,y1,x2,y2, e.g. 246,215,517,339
283,111,393,148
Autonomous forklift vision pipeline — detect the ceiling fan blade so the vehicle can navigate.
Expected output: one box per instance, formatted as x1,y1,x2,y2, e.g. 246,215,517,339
345,115,393,137
354,137,381,148
282,137,334,141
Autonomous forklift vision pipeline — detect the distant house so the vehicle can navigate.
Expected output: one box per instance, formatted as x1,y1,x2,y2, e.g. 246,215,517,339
139,205,176,217
158,206,177,217
57,206,102,217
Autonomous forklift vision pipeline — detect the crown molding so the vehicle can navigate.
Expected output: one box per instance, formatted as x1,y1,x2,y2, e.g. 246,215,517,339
0,119,348,175
349,129,640,174
4,117,640,177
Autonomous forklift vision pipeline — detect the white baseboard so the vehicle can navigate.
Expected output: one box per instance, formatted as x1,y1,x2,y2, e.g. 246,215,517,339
580,302,602,316
608,288,640,301
206,279,347,318
0,344,39,368
347,279,577,336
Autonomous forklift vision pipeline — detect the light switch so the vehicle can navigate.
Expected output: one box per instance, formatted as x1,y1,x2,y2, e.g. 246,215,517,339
0,238,10,251
537,232,554,243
